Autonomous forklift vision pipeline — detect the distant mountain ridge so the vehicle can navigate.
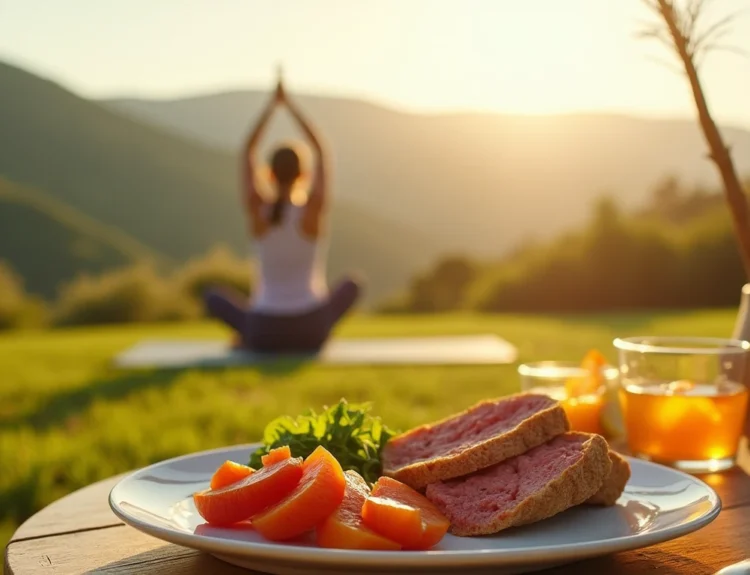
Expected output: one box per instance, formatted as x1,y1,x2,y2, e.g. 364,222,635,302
104,91,750,256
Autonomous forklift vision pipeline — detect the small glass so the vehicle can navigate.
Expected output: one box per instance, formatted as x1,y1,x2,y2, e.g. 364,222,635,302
614,336,750,473
518,361,619,435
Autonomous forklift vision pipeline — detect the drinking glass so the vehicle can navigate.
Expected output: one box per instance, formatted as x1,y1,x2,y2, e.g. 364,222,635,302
518,361,619,434
613,336,750,473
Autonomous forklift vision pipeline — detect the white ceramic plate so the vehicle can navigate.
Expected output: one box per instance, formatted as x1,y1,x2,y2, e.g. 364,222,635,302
109,443,721,575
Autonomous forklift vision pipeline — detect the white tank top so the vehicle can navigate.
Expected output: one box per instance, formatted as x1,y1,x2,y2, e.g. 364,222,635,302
251,204,328,314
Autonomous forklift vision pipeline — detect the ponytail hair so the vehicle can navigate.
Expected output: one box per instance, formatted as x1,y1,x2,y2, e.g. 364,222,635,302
267,143,311,226
270,197,286,226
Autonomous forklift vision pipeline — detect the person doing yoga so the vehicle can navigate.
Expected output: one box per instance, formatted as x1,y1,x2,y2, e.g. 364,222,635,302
204,75,361,352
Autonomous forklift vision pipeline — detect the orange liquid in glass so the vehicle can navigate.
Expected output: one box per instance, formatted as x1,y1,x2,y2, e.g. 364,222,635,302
528,386,604,434
620,381,748,463
562,394,605,435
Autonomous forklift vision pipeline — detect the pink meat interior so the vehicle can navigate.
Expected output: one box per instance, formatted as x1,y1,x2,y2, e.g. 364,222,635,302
425,433,587,531
385,394,555,469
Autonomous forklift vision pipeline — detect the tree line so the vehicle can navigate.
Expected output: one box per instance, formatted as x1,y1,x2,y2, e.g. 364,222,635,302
381,178,749,314
0,245,251,329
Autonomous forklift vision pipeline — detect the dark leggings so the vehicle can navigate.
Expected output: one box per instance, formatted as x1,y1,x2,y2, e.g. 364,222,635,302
203,277,361,353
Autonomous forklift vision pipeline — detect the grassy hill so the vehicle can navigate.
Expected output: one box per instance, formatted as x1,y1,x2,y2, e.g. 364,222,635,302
0,61,437,304
105,91,750,256
0,178,168,298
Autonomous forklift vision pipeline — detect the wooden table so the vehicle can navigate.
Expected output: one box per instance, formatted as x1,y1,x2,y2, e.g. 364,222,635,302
6,443,750,575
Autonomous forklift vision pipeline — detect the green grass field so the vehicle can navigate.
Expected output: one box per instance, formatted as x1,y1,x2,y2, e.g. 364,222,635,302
0,310,739,551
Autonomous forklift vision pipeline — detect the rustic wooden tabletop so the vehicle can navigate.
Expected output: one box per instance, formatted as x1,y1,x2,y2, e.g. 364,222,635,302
5,440,750,575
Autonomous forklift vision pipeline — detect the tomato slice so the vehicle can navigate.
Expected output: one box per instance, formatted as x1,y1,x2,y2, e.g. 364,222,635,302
361,476,449,549
251,446,346,541
193,457,303,526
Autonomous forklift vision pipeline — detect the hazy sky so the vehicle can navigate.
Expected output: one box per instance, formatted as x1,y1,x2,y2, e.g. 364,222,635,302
1,0,749,127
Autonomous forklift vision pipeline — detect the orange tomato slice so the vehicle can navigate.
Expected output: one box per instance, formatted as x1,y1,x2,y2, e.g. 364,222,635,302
261,446,292,467
209,460,255,490
316,471,402,550
361,476,449,550
251,445,346,541
193,457,303,526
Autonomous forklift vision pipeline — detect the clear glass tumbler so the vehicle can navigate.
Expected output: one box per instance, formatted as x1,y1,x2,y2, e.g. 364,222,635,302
518,361,619,435
613,336,750,473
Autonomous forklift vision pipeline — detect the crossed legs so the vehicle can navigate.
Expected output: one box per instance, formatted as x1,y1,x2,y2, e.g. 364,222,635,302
203,276,362,352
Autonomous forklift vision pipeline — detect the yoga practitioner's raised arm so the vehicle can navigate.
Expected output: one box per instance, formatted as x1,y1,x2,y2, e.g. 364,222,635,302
284,92,330,236
243,87,279,237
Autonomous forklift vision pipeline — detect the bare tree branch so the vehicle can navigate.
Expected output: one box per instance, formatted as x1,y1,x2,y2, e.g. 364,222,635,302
710,44,748,57
635,26,676,50
644,54,685,75
636,0,750,280
687,0,708,30
692,25,733,54
697,42,749,63
691,12,741,54
640,0,662,15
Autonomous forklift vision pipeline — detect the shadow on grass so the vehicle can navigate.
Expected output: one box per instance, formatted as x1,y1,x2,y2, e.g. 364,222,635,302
2,358,310,432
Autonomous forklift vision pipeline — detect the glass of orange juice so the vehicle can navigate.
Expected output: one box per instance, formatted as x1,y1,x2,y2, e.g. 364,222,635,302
518,361,619,435
614,336,750,473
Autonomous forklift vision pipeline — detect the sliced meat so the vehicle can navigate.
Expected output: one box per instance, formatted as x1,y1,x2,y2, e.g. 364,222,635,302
424,432,611,536
587,450,631,506
382,393,569,490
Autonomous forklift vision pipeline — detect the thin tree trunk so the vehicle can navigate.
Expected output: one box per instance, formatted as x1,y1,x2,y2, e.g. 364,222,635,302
656,0,750,280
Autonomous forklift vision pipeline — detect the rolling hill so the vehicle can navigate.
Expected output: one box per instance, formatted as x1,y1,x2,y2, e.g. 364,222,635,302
0,178,166,298
0,61,438,304
105,91,750,255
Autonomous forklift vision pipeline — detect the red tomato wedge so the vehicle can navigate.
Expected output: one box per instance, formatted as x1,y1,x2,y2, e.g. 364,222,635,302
193,457,303,526
251,446,346,541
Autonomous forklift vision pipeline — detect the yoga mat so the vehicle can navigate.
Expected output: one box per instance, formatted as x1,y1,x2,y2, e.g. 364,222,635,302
113,334,517,369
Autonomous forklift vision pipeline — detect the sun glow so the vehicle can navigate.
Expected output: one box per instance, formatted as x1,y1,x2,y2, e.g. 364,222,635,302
364,0,645,116
0,0,748,126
